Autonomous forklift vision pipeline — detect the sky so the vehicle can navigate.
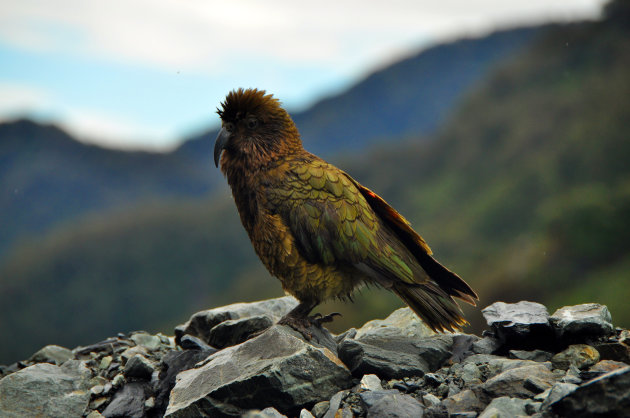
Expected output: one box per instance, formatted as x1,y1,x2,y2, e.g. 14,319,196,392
0,0,607,150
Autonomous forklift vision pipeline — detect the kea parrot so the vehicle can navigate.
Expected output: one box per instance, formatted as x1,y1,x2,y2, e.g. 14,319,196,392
214,88,478,335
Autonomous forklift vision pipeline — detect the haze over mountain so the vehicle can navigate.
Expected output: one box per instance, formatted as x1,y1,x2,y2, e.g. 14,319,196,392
1,3,628,363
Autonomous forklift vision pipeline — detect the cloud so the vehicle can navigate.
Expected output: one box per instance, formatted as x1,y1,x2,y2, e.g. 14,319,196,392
0,0,606,77
0,83,52,115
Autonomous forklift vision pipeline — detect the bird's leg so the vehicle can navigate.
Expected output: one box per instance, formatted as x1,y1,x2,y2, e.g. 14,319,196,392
278,300,342,339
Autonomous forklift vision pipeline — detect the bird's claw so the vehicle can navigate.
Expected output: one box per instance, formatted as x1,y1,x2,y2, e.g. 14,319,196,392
311,312,342,325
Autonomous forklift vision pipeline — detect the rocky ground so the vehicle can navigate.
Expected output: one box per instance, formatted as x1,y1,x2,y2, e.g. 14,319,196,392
0,298,629,417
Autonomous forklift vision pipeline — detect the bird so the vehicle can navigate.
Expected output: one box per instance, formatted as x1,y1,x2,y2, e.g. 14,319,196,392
214,88,478,335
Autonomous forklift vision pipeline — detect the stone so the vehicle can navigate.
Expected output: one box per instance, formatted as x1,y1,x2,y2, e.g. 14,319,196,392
462,353,552,381
243,407,288,417
472,336,502,355
550,366,630,416
100,356,113,369
482,301,555,350
508,349,553,362
580,359,629,380
360,374,383,391
355,307,435,340
124,354,155,380
338,337,429,379
207,315,274,349
311,401,329,418
449,334,480,363
130,332,162,351
442,389,485,414
449,362,482,386
422,393,442,407
322,391,346,418
592,340,630,363
102,382,147,418
179,334,217,351
550,304,614,341
359,389,425,417
300,409,315,418
154,349,215,415
28,344,73,365
539,382,578,410
87,411,105,418
478,396,534,418
551,344,600,370
175,296,298,345
0,363,90,417
482,363,556,398
165,325,353,416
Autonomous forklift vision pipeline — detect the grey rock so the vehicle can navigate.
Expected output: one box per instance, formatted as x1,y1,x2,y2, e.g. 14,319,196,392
423,393,442,407
580,359,629,380
29,344,73,365
322,390,346,418
360,374,383,391
478,396,534,418
539,382,578,410
483,364,556,398
592,340,630,363
355,307,435,341
338,337,429,379
175,296,298,345
311,401,329,418
450,334,480,362
208,315,273,349
300,408,315,418
550,304,614,341
0,363,90,417
449,362,483,386
130,332,162,351
243,407,288,417
462,353,552,380
359,389,424,417
124,354,155,379
551,344,600,370
442,389,485,414
472,336,501,354
508,349,553,362
102,382,147,418
550,366,630,416
179,334,217,351
482,301,554,350
165,325,352,416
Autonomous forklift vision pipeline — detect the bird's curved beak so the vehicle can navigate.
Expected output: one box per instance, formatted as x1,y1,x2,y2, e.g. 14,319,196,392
214,127,231,167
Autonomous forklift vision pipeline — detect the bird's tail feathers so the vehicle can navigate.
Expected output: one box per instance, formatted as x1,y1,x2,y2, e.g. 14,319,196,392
393,282,469,333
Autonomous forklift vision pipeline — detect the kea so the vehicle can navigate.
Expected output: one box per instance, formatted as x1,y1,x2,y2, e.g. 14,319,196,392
214,88,478,335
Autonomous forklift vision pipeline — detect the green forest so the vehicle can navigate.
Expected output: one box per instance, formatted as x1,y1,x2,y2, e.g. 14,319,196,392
1,4,629,363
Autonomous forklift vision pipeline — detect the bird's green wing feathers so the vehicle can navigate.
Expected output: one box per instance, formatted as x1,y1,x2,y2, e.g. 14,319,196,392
266,159,419,284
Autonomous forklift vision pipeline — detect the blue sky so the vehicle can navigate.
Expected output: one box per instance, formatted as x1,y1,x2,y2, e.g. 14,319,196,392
0,0,606,150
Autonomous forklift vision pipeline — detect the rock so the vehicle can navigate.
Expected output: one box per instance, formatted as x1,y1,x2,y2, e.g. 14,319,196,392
478,396,535,418
28,344,73,365
338,336,429,379
472,336,502,354
592,340,630,363
300,408,315,418
355,307,434,340
539,382,578,410
311,401,329,418
102,382,147,418
359,389,425,417
130,332,162,351
0,363,90,417
165,325,353,416
482,363,555,398
442,389,485,414
550,304,614,341
580,359,629,380
243,407,288,417
550,366,630,416
179,334,216,351
154,349,216,415
208,315,273,349
321,390,346,418
482,301,554,350
360,374,383,391
123,354,155,379
508,349,553,362
423,393,442,407
462,353,552,381
551,344,600,370
175,296,298,345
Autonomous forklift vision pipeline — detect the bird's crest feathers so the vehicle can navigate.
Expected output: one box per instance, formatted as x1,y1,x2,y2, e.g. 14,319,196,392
217,88,284,123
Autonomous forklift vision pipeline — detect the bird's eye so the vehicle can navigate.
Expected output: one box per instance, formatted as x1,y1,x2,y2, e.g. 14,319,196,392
224,122,234,132
247,118,258,129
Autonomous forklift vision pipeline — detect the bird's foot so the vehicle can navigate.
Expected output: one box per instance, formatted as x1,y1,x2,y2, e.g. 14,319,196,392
278,312,342,340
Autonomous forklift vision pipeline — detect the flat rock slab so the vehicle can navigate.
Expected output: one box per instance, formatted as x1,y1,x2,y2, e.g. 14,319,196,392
550,366,630,417
482,363,556,399
482,301,554,350
550,304,614,341
359,390,425,417
175,296,298,345
0,362,90,417
165,325,352,417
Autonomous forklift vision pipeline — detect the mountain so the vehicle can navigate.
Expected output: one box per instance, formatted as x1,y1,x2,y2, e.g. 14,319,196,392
1,8,627,364
0,119,219,259
175,26,541,161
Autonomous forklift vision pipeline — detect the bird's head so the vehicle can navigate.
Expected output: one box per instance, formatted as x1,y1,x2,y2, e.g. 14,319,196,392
214,88,302,169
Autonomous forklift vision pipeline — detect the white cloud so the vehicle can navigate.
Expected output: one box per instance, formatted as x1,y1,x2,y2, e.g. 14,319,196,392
0,83,52,115
0,0,606,76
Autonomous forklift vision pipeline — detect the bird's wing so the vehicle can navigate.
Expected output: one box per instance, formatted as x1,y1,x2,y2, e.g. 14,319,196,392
266,158,423,286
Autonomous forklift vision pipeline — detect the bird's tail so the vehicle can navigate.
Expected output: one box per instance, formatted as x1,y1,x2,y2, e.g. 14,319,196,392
393,282,469,333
